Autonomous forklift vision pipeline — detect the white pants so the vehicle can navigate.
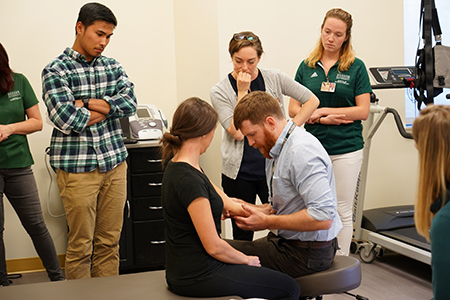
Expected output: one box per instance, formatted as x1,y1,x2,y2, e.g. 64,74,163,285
329,149,363,256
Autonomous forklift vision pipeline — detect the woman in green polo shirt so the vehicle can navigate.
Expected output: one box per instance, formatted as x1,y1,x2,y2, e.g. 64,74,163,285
0,43,63,285
289,8,372,256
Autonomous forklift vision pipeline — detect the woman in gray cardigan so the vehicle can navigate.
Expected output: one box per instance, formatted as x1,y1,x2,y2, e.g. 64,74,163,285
210,31,319,241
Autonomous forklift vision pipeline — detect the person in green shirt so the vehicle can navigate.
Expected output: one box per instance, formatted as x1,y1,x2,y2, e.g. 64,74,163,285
289,8,372,256
413,105,450,300
0,42,64,286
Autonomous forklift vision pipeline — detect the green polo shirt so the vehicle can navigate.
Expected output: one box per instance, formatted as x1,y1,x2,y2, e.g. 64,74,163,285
0,73,38,168
294,58,372,155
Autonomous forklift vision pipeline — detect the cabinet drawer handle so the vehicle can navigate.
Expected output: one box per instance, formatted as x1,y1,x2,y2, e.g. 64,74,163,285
148,183,162,186
147,159,162,163
126,200,130,218
151,240,166,244
149,206,163,210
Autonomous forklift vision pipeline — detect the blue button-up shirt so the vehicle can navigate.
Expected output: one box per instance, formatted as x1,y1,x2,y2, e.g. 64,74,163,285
267,121,342,241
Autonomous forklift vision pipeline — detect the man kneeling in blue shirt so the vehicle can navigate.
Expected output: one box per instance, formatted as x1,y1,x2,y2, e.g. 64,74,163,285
228,90,342,278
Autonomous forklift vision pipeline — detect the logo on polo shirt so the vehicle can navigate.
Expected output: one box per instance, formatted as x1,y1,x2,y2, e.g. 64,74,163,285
8,90,21,101
311,72,318,78
336,73,350,85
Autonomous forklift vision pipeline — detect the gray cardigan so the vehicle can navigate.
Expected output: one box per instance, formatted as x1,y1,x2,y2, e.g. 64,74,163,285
210,68,312,180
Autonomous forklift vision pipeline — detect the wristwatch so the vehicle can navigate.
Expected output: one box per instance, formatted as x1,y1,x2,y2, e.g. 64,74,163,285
82,97,90,109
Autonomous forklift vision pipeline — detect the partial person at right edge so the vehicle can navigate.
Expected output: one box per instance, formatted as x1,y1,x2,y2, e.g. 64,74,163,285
413,105,450,300
228,91,342,279
161,97,300,300
211,31,319,241
289,8,372,256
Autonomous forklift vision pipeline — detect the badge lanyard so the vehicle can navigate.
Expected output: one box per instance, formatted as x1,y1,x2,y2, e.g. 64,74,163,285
319,62,336,93
268,122,296,205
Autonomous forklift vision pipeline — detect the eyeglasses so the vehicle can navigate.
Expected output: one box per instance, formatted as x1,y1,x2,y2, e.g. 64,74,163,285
233,33,259,43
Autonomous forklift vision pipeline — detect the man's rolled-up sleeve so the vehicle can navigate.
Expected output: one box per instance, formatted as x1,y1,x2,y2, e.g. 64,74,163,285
293,155,337,221
103,63,137,119
42,67,90,133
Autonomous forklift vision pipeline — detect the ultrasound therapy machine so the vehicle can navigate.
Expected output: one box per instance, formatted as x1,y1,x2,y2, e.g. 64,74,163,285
120,104,168,143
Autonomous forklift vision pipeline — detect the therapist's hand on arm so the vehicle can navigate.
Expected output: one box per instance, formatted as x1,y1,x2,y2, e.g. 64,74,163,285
221,198,275,220
188,197,261,267
234,205,332,232
229,198,275,215
211,181,250,219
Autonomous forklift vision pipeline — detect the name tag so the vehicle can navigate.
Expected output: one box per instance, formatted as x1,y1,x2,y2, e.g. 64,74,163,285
321,81,336,93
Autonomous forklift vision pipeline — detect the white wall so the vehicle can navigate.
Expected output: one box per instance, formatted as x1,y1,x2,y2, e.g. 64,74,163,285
0,0,179,260
0,0,417,261
214,0,417,212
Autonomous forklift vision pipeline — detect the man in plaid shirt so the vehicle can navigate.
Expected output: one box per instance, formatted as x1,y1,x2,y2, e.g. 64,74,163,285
42,3,137,280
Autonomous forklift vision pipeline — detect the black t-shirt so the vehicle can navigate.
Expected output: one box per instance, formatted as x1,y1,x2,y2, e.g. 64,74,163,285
161,161,225,285
228,69,266,181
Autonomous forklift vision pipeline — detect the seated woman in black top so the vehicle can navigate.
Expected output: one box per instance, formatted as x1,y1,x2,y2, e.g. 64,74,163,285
160,97,300,300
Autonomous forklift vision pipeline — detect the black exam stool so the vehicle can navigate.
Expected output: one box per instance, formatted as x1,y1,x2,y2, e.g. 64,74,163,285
296,255,367,300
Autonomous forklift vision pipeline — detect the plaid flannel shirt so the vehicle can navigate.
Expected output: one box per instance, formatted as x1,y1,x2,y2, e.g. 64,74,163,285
42,47,137,173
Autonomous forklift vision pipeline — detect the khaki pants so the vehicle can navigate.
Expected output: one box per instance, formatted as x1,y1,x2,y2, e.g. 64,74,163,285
57,162,127,280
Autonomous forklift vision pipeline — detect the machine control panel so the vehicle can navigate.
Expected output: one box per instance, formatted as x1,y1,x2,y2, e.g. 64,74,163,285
370,66,415,84
121,104,167,142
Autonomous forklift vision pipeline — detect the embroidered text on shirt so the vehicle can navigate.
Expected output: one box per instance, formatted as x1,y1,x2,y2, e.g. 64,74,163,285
8,90,21,101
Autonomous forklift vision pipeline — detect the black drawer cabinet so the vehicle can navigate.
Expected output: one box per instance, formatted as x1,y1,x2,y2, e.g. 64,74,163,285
134,220,166,266
131,173,164,198
119,145,166,272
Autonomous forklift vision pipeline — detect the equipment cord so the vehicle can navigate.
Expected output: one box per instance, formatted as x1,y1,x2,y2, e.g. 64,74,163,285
44,147,65,218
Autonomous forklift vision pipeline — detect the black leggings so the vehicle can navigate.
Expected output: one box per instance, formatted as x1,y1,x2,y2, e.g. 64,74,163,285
168,264,300,300
221,174,269,241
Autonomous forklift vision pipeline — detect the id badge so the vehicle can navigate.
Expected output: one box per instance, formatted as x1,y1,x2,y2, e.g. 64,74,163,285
321,81,336,93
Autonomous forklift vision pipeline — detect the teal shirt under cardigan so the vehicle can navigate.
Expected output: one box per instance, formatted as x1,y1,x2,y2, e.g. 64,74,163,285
42,48,137,173
0,73,38,169
294,58,372,155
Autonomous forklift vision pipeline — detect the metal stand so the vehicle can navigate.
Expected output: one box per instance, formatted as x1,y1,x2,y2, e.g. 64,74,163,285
351,94,431,265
